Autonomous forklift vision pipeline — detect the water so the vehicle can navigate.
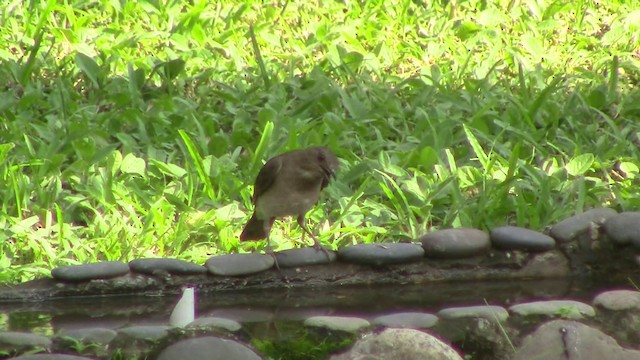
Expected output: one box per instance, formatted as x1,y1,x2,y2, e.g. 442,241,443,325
0,276,628,334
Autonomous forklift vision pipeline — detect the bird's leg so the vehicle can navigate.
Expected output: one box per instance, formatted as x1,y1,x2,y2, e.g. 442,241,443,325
264,237,281,271
263,218,281,271
297,215,333,260
297,215,321,248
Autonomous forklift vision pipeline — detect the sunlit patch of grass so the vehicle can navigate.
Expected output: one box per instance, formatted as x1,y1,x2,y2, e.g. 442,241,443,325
0,0,639,282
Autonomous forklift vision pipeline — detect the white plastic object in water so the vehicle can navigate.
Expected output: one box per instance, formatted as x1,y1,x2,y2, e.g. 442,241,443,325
169,286,195,327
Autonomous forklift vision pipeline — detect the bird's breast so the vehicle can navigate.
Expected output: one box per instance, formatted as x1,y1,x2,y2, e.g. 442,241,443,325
254,181,322,219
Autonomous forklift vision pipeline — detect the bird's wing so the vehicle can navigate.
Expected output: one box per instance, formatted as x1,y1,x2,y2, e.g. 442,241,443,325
252,156,283,203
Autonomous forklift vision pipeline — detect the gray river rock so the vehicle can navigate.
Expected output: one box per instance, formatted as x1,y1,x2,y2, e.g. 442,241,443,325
602,212,640,246
330,328,463,360
205,253,274,276
157,336,262,360
420,228,491,258
593,289,640,311
437,305,509,322
549,208,617,242
51,261,129,282
509,300,595,319
129,258,207,275
337,243,424,266
490,226,556,252
275,247,337,267
515,319,640,360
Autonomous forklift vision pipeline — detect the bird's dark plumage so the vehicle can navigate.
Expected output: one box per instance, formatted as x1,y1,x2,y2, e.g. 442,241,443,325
240,147,339,247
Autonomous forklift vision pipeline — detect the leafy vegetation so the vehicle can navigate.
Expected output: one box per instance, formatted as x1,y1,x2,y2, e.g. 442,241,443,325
1,0,639,283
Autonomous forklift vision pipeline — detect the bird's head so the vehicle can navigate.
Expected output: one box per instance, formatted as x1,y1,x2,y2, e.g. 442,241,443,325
313,147,339,186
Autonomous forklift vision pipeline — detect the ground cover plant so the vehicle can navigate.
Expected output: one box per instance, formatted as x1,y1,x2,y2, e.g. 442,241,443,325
0,0,639,284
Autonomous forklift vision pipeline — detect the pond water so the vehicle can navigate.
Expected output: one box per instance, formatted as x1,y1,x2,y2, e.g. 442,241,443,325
0,275,629,336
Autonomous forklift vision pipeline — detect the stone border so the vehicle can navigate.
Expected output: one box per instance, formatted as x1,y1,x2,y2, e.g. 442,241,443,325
1,208,637,302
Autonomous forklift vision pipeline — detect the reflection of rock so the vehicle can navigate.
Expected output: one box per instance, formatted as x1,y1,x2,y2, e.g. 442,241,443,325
0,331,51,353
371,312,438,329
156,336,262,360
304,316,371,333
187,317,242,332
54,327,117,357
330,328,463,360
10,354,94,359
109,325,170,359
515,319,640,360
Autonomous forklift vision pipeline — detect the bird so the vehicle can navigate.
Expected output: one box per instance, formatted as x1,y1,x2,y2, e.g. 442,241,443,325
240,147,339,252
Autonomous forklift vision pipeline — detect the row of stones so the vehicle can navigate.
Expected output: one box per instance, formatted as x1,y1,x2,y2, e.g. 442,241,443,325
51,208,636,281
3,289,639,360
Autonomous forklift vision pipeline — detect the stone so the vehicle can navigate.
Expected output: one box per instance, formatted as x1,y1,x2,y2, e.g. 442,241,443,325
509,300,595,319
593,289,640,311
549,208,617,242
0,331,51,350
9,355,95,360
116,325,170,340
420,229,490,258
157,336,261,360
437,305,509,322
337,243,424,266
56,327,117,345
304,316,371,333
330,328,463,360
205,253,274,276
371,312,438,329
515,319,640,360
274,247,337,267
602,212,640,246
129,258,207,275
51,261,129,282
187,317,242,332
490,226,556,252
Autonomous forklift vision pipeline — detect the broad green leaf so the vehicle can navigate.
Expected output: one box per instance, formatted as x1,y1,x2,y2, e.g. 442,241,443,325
419,146,438,171
566,154,594,176
121,153,146,176
75,52,100,87
161,58,186,81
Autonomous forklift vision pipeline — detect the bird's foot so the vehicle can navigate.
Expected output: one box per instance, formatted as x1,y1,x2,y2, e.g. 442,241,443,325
312,241,335,262
264,247,290,285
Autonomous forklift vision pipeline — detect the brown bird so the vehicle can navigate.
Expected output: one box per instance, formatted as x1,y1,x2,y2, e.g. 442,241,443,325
240,147,339,250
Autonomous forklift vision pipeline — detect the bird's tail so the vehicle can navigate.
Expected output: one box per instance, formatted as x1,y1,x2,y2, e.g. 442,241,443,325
239,214,272,241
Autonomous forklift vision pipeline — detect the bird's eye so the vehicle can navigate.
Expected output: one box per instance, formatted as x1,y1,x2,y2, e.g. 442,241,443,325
318,151,326,161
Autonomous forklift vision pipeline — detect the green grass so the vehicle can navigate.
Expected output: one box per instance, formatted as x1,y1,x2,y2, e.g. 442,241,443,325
1,0,639,283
